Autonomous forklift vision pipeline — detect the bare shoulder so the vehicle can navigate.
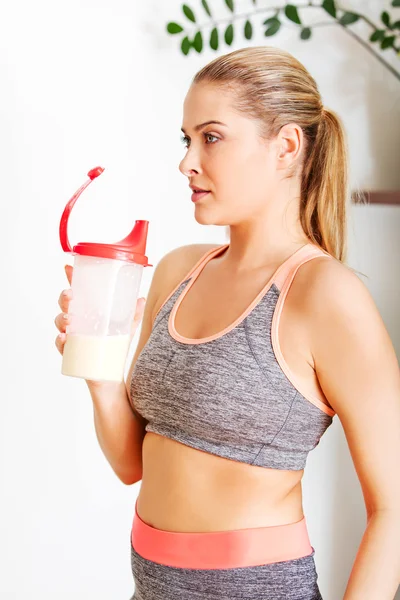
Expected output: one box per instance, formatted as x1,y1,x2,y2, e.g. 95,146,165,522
291,253,395,383
309,255,376,316
285,253,388,370
150,243,223,322
289,253,370,314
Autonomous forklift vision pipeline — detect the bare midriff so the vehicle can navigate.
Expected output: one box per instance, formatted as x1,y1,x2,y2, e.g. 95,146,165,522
136,434,304,533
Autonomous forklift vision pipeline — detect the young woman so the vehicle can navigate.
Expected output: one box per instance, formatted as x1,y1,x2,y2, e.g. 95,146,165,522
55,47,400,599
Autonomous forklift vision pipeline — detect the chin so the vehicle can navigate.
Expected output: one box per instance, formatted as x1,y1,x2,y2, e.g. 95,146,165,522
193,201,226,225
193,209,228,227
194,214,218,226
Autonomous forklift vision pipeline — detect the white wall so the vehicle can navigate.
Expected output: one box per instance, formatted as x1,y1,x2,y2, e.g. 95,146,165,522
1,1,399,598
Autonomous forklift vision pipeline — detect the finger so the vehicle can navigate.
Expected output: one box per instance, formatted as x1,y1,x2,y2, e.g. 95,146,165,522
55,332,67,355
136,296,146,313
58,289,71,312
54,312,69,333
130,297,146,337
64,264,73,286
134,297,146,322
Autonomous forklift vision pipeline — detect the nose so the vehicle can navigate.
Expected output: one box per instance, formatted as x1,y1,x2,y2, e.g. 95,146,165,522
179,150,202,177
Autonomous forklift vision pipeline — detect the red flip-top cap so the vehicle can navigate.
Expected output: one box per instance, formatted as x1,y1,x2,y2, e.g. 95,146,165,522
59,167,152,266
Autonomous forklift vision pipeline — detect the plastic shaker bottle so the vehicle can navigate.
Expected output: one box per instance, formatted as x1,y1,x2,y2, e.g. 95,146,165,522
59,166,152,382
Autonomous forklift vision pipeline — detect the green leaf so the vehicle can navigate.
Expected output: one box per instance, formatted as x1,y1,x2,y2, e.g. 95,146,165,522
393,20,400,29
225,0,234,12
167,22,184,34
181,36,191,55
264,18,281,36
300,27,312,40
263,9,280,25
193,31,203,52
381,11,391,28
339,12,359,26
381,35,396,50
252,0,257,4
201,0,212,17
244,19,253,39
224,24,234,45
392,0,400,7
182,4,196,23
370,29,385,42
322,0,336,19
285,5,301,25
263,17,277,26
210,27,219,50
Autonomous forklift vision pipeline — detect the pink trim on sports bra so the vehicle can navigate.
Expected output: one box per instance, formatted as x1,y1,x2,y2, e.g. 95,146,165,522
270,252,336,417
168,242,315,345
152,244,229,325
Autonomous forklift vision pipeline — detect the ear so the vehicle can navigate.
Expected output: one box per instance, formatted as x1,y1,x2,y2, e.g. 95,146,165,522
276,123,303,171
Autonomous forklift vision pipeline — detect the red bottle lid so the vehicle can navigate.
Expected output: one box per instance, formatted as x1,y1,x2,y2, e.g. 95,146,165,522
59,167,152,266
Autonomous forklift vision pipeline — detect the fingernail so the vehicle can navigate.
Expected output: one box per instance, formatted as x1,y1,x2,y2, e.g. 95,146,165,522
63,314,69,320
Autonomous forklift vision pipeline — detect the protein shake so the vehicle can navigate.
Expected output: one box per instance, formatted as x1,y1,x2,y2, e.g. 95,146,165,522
59,166,152,382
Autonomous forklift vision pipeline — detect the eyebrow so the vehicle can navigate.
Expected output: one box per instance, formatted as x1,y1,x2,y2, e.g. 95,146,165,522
180,120,228,134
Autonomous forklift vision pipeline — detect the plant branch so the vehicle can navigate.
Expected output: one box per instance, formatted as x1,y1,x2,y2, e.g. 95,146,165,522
175,1,400,81
336,21,400,80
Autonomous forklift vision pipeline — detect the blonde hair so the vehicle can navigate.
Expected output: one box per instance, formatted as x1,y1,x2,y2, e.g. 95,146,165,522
192,46,350,263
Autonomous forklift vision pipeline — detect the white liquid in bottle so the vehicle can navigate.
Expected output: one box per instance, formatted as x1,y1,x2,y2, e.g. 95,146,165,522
62,333,130,382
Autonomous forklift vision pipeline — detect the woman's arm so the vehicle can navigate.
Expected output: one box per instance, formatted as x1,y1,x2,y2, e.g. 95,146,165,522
87,379,145,485
302,258,400,599
84,248,167,485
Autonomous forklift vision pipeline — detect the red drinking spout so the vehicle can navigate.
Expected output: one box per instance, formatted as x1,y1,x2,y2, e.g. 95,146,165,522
59,167,152,266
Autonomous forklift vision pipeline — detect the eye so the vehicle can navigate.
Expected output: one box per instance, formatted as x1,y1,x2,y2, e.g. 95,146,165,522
205,133,219,144
180,133,219,149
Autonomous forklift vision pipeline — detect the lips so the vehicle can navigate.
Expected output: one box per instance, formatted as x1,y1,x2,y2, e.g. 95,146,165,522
191,190,210,202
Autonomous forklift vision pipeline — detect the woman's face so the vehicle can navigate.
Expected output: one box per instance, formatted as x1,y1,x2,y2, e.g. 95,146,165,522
179,82,280,225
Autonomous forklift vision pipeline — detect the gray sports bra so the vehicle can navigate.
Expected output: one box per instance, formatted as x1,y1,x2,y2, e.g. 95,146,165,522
130,242,336,471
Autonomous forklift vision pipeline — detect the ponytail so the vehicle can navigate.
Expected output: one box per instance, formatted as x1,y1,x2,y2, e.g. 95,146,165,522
300,108,349,263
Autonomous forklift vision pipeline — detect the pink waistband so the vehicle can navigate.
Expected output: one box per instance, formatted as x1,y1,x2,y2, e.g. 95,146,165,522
131,500,313,569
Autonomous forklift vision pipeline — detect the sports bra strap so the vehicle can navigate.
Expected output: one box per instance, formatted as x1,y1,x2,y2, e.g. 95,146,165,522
184,244,229,282
273,244,332,291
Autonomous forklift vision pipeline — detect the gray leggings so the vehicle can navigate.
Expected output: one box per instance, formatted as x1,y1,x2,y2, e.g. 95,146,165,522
129,538,323,600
